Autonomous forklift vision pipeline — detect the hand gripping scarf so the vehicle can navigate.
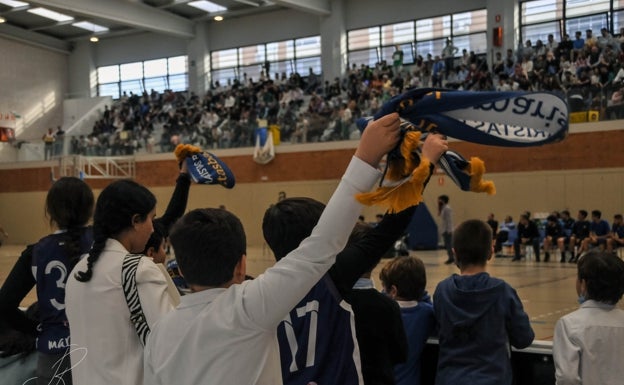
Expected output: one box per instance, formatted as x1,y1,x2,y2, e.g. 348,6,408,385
356,88,569,212
174,144,236,188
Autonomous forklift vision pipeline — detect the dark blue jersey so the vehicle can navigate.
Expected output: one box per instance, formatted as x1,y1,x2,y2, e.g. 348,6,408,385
32,230,92,353
590,219,610,236
545,222,562,238
572,220,591,239
277,274,362,385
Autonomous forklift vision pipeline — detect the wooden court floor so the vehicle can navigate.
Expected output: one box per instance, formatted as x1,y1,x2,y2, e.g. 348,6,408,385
2,243,621,341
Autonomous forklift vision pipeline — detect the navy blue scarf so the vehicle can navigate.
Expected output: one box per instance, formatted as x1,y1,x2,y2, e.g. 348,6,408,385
356,88,569,211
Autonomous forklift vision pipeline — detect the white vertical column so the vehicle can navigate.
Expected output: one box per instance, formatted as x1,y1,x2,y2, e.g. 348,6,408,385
68,40,97,98
486,0,520,63
320,0,346,83
187,22,210,96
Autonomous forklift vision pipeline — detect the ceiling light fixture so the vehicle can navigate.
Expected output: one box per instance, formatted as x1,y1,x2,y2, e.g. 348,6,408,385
0,0,28,8
27,7,73,22
0,17,6,23
214,15,223,21
90,36,99,43
73,21,108,33
188,1,227,13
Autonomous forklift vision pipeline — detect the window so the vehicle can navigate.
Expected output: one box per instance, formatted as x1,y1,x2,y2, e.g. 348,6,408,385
210,35,321,84
295,56,321,75
239,64,263,83
452,33,488,55
168,56,188,75
120,79,143,96
119,62,143,81
415,39,445,58
347,9,486,68
348,48,379,67
239,45,265,66
211,49,238,70
266,40,294,61
98,83,120,100
96,55,188,98
519,0,619,43
271,60,294,77
522,21,562,44
453,9,487,35
212,68,238,87
521,0,563,24
295,36,321,57
566,0,609,18
416,15,451,41
613,9,624,32
381,21,414,46
143,59,167,78
565,13,608,34
97,65,119,83
348,27,380,50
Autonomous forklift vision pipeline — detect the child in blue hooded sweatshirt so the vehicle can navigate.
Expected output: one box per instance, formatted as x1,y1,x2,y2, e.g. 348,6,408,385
433,219,534,385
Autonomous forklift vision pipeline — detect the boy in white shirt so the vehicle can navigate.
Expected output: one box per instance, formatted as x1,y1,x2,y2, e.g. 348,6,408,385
143,113,401,385
553,251,624,384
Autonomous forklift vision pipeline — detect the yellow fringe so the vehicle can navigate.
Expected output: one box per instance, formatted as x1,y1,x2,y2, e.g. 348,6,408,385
466,157,496,195
386,131,422,181
174,144,202,164
356,158,431,213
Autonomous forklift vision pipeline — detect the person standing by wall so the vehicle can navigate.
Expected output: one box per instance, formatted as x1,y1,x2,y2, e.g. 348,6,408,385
53,126,65,157
439,195,454,264
392,45,404,76
442,38,459,78
42,128,55,160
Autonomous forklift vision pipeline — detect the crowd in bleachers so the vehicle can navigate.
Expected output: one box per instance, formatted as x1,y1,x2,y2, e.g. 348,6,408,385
67,27,624,156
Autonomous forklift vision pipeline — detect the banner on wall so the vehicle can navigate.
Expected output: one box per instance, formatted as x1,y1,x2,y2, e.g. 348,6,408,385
0,113,17,143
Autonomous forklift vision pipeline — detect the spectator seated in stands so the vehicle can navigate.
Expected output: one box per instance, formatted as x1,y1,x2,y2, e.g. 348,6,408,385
605,84,624,119
80,26,624,157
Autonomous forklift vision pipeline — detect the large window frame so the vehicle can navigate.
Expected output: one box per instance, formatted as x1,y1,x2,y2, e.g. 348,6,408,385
210,35,321,87
346,9,487,68
96,55,189,99
519,0,624,44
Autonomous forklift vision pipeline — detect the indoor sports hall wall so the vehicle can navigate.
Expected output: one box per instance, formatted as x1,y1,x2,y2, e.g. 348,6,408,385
1,125,623,247
0,36,67,139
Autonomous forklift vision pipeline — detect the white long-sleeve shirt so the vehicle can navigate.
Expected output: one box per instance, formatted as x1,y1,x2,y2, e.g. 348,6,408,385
143,156,381,385
66,239,175,385
553,300,624,385
440,204,453,233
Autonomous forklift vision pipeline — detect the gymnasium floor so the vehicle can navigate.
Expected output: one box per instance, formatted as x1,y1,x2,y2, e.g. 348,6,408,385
2,243,617,341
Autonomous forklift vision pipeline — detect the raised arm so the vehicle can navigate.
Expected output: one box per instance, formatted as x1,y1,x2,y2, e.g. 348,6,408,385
154,162,191,234
241,113,401,330
329,133,449,292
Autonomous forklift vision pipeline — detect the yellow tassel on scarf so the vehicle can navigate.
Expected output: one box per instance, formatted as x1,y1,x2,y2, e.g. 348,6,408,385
174,143,202,163
356,157,431,213
466,157,496,195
